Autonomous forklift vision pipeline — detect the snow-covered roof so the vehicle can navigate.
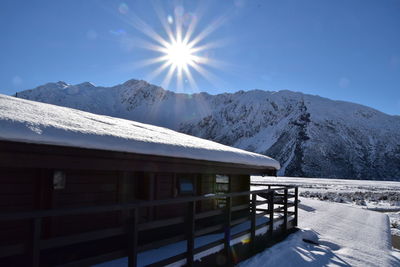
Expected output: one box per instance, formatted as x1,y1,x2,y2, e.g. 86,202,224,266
0,94,280,170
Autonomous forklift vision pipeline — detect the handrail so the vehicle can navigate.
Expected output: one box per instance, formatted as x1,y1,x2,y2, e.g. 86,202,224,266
251,183,298,188
0,186,297,221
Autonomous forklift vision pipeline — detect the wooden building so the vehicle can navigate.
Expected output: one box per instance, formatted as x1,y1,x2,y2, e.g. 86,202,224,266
0,95,297,266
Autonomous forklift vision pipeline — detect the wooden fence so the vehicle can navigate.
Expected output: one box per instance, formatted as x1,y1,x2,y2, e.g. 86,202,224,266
0,184,298,267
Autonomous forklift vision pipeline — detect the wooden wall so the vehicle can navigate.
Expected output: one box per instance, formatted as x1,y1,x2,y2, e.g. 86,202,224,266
197,174,216,212
51,170,121,236
0,166,251,247
154,173,176,219
0,168,130,242
230,174,250,206
153,173,199,219
0,168,37,246
195,174,250,210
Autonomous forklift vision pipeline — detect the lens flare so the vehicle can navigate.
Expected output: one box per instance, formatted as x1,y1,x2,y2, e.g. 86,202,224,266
118,3,129,14
126,4,227,92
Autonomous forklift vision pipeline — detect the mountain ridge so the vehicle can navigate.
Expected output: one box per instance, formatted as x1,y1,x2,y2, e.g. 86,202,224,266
15,79,400,180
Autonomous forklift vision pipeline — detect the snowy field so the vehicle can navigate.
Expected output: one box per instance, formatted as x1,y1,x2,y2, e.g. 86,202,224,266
239,197,400,267
252,176,400,239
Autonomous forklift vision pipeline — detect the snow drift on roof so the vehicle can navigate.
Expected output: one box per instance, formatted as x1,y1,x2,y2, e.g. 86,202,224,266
0,94,280,169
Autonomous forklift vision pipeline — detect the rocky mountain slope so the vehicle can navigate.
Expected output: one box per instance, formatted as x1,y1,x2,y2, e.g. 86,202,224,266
16,79,400,180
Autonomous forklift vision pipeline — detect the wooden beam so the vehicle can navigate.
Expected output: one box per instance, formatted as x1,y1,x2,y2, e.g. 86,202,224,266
224,196,232,264
138,235,186,253
269,191,274,236
224,175,232,264
127,208,138,267
186,201,195,266
195,223,224,237
148,173,155,221
138,216,185,231
30,218,42,267
41,227,125,250
294,187,298,227
283,189,288,232
250,193,256,249
56,250,127,267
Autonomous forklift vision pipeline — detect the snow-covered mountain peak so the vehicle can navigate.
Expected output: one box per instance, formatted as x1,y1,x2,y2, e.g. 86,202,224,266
121,79,154,90
75,81,96,88
15,78,400,180
56,81,69,88
42,81,69,90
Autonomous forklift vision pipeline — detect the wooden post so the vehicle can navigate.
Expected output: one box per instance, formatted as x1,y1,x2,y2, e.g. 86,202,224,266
283,189,288,232
128,208,138,267
186,201,195,266
148,173,155,221
294,187,298,227
224,195,232,264
268,191,274,236
30,217,42,267
118,171,131,224
250,193,256,248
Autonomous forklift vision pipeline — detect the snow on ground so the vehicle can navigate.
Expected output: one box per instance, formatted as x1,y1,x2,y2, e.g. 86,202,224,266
93,176,400,266
252,176,400,238
0,94,279,169
239,197,400,267
93,216,284,267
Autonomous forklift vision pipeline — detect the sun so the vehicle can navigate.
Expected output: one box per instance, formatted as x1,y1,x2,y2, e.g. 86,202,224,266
126,4,226,92
164,40,195,70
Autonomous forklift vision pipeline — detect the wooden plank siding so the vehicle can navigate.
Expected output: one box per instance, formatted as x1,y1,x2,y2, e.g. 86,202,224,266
0,168,37,246
0,141,277,176
0,140,281,266
230,175,250,207
197,174,216,212
0,169,252,247
51,170,120,237
154,173,180,219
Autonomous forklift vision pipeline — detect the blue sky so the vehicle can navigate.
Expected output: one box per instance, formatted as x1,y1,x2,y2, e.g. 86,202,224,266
0,0,399,115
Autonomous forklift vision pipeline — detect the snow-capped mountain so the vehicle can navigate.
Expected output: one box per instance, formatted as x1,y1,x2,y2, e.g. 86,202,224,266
16,79,400,180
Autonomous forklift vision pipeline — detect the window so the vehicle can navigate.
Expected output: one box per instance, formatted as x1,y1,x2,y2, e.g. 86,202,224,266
178,177,194,195
216,175,230,208
216,174,229,192
53,170,66,190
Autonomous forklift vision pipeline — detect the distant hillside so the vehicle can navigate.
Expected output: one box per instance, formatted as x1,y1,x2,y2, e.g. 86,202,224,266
17,79,400,180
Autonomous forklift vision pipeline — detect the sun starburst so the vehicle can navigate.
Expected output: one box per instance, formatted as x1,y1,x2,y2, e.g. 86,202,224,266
127,4,226,92
164,40,195,70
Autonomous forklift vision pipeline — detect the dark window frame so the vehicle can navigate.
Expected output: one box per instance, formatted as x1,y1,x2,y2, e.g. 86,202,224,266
176,175,196,196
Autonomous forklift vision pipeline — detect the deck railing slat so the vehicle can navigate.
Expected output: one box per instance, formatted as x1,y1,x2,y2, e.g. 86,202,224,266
0,184,298,267
127,208,138,267
250,193,256,248
224,195,232,263
294,187,299,226
269,191,274,236
30,217,42,267
283,189,288,232
186,201,195,266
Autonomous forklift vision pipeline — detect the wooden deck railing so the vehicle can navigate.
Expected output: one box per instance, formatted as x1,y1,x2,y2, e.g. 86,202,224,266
0,185,298,267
